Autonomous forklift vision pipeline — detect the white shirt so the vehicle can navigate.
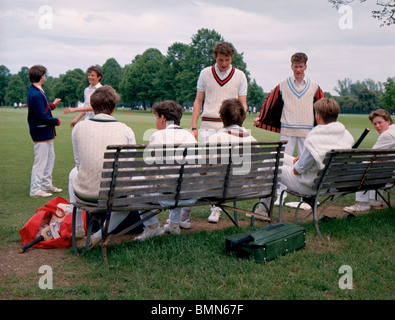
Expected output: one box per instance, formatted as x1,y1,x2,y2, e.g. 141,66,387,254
83,82,103,120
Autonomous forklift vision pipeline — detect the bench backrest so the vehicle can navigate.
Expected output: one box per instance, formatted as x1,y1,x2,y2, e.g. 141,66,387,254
96,141,286,211
313,149,395,194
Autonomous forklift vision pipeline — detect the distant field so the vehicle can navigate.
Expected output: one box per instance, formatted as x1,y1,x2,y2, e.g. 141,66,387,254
0,107,394,301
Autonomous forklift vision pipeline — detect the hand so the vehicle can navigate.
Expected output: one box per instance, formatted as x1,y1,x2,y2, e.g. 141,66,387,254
253,117,260,126
293,156,300,164
70,119,78,128
192,129,198,141
63,107,74,114
53,98,61,106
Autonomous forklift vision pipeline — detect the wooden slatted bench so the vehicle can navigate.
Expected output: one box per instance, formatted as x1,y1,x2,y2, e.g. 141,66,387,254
278,149,395,239
71,140,286,264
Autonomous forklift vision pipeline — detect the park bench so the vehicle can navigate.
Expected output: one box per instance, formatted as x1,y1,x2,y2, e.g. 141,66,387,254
278,148,395,239
71,140,286,264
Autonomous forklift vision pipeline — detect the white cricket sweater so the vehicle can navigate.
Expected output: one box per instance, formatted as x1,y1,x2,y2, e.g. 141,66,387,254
280,77,319,137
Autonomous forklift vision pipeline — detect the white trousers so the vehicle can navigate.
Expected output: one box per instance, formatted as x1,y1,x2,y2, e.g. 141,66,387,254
30,140,55,195
277,135,306,197
68,167,128,235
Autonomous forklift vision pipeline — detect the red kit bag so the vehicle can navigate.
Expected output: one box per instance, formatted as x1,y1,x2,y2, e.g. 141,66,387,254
19,196,86,250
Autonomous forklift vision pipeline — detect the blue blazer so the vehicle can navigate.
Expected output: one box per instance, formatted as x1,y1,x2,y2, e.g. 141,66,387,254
27,84,60,142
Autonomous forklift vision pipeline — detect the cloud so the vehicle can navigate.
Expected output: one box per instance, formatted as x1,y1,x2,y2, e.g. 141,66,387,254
1,0,394,95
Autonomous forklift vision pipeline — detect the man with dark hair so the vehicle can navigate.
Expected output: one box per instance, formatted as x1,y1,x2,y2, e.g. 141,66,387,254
27,65,62,197
190,41,248,223
63,65,103,127
136,100,197,240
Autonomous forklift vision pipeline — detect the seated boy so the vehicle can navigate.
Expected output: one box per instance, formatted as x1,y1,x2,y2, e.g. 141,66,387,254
204,98,258,223
135,101,197,240
68,85,138,248
344,109,395,213
263,98,354,208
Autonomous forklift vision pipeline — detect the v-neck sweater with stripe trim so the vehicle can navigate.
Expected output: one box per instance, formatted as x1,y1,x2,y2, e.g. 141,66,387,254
200,65,245,130
279,77,320,137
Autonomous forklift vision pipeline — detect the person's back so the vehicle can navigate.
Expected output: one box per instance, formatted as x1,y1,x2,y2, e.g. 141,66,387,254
72,117,133,200
72,85,136,201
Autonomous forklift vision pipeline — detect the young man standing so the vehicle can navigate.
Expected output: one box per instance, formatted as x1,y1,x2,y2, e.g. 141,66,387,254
27,65,62,198
253,52,324,205
191,41,248,223
63,65,103,127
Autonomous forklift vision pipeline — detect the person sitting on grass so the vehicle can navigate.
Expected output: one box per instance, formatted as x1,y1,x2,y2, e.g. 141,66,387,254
343,108,395,213
135,101,197,241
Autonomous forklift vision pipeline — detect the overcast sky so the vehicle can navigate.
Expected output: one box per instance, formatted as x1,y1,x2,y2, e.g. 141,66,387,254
1,0,394,94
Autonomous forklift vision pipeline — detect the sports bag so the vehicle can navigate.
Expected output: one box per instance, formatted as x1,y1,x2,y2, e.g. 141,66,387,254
19,196,87,250
225,223,306,263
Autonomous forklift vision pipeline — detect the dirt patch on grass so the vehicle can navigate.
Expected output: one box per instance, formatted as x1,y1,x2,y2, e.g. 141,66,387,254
0,204,379,281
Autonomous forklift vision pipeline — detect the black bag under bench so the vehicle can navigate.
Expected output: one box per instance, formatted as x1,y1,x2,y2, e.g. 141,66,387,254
225,223,306,263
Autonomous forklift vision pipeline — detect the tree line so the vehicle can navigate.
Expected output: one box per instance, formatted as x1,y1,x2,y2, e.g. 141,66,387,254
0,28,394,114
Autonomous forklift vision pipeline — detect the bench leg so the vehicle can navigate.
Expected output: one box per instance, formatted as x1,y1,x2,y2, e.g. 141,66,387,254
71,206,80,255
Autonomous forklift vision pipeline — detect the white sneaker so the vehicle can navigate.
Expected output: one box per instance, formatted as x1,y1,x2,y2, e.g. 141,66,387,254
44,186,63,193
74,225,86,239
135,224,164,241
208,208,221,223
76,235,101,249
246,204,269,221
343,202,371,213
30,190,52,198
164,222,181,235
274,192,287,206
166,218,191,229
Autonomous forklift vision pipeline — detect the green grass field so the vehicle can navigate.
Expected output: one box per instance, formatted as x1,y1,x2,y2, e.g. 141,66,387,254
0,107,393,301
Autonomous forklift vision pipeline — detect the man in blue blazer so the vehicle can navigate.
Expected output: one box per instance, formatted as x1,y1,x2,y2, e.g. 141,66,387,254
27,65,62,197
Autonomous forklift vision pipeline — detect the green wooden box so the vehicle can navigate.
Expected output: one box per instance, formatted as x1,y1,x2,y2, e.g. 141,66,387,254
225,223,306,263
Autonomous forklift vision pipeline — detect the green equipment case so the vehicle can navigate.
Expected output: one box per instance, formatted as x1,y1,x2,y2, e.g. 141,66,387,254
225,223,306,263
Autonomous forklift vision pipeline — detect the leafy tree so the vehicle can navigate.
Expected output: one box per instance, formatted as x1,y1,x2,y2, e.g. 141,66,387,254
101,58,123,92
380,77,395,110
247,79,266,108
120,48,166,108
54,68,86,107
17,66,30,89
0,65,11,105
5,74,27,105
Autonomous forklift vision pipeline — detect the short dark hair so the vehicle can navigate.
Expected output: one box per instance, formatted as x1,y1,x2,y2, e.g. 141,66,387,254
213,42,235,57
219,98,246,127
313,98,340,124
291,52,308,65
87,65,103,80
29,65,47,83
90,85,120,115
152,101,183,126
369,109,393,125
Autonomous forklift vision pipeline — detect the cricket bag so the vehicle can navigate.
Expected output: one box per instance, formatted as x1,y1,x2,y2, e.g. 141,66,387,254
19,196,87,251
225,223,306,263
